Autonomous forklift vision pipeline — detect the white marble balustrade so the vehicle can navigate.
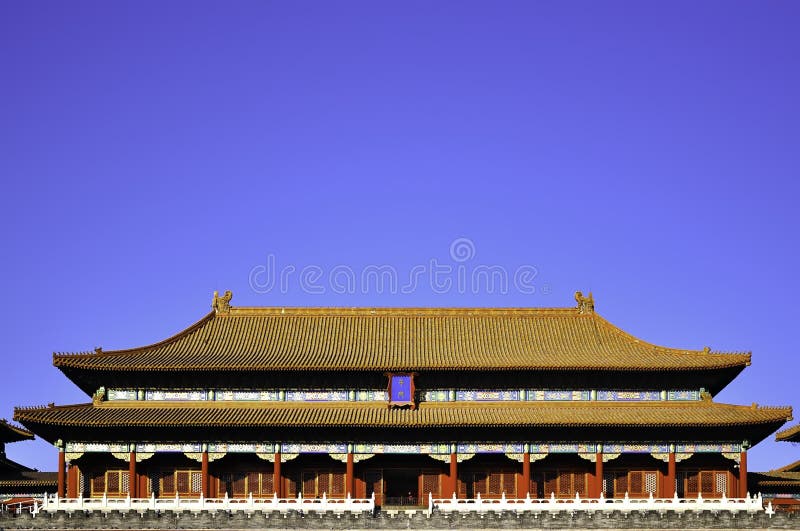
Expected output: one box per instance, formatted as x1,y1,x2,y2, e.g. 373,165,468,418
35,491,375,515
429,491,766,515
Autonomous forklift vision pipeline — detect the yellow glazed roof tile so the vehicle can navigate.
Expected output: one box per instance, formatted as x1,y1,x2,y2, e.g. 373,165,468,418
14,400,791,429
52,303,751,372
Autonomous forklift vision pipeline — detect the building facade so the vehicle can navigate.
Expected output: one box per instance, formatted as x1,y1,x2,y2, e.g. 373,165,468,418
0,419,56,499
13,291,792,506
750,424,800,512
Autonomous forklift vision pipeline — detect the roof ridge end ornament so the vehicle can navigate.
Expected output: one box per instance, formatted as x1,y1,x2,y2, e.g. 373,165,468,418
575,291,595,314
92,387,106,406
212,290,233,314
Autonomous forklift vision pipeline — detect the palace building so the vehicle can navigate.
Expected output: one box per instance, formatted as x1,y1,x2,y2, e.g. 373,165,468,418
13,291,793,506
0,419,56,498
750,424,800,512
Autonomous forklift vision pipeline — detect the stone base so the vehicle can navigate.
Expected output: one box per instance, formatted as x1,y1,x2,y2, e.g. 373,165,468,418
0,509,797,530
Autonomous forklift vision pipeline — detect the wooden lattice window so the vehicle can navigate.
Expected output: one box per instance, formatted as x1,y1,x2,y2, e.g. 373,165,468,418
231,473,247,496
471,470,517,497
544,472,558,497
261,472,274,495
473,472,487,495
421,472,440,498
248,472,261,494
158,469,201,496
331,472,345,496
301,470,346,498
573,471,586,495
502,472,515,496
528,477,539,498
489,472,502,495
682,470,730,498
91,473,105,495
607,470,658,497
558,471,571,496
602,472,614,497
220,472,272,497
614,471,628,495
302,472,315,496
540,470,588,498
700,472,713,493
89,470,128,497
714,472,727,495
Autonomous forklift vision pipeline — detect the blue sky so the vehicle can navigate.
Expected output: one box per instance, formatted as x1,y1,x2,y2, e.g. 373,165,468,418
1,1,798,473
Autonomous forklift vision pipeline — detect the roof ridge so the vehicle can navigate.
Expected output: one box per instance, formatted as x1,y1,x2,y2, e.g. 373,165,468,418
226,306,580,316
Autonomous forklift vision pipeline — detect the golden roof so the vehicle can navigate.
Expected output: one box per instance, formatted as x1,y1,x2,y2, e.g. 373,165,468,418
773,459,800,473
0,471,57,488
777,423,800,442
14,400,790,430
0,419,33,444
52,299,751,373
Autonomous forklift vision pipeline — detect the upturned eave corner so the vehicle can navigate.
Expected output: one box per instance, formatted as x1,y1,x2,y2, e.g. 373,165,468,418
776,422,800,442
0,418,35,442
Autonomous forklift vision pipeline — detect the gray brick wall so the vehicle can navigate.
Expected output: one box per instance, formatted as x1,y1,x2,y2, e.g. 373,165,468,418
1,509,797,529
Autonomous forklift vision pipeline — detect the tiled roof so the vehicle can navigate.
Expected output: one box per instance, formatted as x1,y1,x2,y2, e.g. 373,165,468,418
750,471,800,488
0,471,57,488
52,304,751,373
14,400,790,430
0,419,33,443
777,423,800,442
773,460,800,473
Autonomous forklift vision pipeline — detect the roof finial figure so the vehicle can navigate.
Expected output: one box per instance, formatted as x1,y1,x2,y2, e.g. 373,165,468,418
575,291,595,314
212,290,233,313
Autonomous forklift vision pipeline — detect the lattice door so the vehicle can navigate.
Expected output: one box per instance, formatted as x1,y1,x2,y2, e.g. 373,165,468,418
715,472,727,496
421,472,439,498
644,472,657,495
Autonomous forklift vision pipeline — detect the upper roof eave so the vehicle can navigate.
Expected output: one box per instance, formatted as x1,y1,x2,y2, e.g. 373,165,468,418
50,301,752,374
14,399,792,429
777,423,800,442
0,419,34,443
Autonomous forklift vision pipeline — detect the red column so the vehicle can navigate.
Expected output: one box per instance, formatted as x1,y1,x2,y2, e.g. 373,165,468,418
449,453,458,497
594,453,603,498
201,451,209,497
129,452,137,498
67,464,78,498
522,452,531,496
346,452,354,497
57,448,66,498
274,452,282,497
666,451,676,497
738,450,748,498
